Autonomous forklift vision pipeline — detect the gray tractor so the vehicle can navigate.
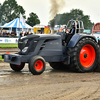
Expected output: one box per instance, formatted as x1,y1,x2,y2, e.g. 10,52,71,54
2,20,99,75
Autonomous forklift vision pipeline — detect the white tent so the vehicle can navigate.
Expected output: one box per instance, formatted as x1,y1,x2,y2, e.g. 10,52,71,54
1,18,33,36
2,18,32,28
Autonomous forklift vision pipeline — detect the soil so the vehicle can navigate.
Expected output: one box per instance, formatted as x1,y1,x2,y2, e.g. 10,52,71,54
0,48,100,100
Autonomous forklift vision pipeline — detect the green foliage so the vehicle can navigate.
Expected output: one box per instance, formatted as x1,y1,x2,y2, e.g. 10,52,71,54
0,3,2,24
0,43,18,48
26,12,40,26
49,9,94,29
0,0,26,25
0,0,40,27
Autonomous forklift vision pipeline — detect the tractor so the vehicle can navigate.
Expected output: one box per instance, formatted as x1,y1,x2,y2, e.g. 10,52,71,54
2,20,100,75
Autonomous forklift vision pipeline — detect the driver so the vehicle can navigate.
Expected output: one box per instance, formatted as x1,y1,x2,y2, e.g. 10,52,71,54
69,23,75,34
65,23,75,44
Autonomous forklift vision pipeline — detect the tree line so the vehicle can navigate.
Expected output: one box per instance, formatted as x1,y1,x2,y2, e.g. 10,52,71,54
0,0,40,26
49,9,94,29
0,0,94,29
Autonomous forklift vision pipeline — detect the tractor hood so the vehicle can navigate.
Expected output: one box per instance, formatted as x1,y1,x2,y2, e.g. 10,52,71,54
20,35,40,40
20,34,61,40
18,34,61,55
37,34,61,40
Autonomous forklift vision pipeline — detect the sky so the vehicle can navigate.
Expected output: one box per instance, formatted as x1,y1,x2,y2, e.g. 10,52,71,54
0,0,100,25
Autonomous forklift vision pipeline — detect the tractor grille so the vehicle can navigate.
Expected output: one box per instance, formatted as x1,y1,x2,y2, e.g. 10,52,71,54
18,39,25,50
18,38,33,50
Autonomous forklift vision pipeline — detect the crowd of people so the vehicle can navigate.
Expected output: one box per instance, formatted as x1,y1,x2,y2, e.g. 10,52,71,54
20,31,46,37
0,30,17,37
0,30,34,38
0,29,52,38
20,31,33,37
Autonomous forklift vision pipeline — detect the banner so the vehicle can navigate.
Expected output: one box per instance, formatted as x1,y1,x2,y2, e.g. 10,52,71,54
20,13,26,27
0,38,18,43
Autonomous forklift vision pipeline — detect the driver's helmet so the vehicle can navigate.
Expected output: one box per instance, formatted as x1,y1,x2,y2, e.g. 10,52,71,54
72,22,75,25
72,22,75,28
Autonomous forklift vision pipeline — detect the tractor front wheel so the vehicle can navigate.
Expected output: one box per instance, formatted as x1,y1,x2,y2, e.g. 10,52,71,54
29,56,46,75
10,63,25,71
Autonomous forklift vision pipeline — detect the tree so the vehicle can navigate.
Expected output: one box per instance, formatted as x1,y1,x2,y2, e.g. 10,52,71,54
26,12,40,26
0,3,2,25
1,0,26,25
49,9,94,29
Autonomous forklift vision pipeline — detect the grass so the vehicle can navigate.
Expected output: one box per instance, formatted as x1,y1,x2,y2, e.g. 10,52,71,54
0,43,18,48
0,43,18,61
0,56,4,61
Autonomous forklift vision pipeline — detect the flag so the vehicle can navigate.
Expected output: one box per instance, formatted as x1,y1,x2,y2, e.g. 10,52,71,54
20,13,26,27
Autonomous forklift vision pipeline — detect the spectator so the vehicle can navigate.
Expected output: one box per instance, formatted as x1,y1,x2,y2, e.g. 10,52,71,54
30,32,33,35
11,31,16,37
20,32,23,37
27,31,30,35
3,31,7,37
34,32,36,35
24,32,27,36
6,32,10,37
21,31,24,36
0,31,3,37
38,31,41,34
14,32,17,37
42,32,44,34
11,31,15,37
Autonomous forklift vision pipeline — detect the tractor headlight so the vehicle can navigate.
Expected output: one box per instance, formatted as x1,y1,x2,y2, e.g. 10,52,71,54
22,47,28,52
18,48,21,52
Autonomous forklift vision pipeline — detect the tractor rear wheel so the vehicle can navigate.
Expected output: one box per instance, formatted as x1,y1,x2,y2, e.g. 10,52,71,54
10,63,25,71
29,56,46,75
68,37,99,72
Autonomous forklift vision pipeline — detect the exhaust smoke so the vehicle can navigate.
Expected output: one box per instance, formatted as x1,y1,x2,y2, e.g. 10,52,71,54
49,0,65,33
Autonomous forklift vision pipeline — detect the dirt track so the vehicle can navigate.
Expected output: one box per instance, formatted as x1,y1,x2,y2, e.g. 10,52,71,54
0,48,100,100
0,48,18,56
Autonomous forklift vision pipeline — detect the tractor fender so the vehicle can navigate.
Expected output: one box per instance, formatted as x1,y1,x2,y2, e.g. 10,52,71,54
67,34,97,48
